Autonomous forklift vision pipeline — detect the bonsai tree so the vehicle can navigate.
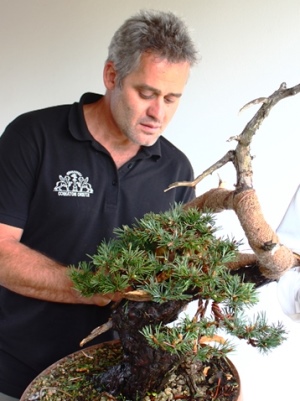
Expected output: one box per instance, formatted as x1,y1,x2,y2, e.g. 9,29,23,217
68,82,300,400
70,204,287,400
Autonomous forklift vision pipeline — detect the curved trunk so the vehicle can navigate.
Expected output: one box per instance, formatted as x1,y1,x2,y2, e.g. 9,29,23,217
184,188,300,279
93,299,187,399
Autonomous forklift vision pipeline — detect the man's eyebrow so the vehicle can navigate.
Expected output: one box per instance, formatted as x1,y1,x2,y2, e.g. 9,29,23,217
135,84,182,98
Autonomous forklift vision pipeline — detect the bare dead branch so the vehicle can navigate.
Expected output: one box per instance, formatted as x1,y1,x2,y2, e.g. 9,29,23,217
179,82,300,279
80,319,113,347
165,82,300,192
80,291,153,346
238,97,268,113
232,82,300,190
164,150,235,192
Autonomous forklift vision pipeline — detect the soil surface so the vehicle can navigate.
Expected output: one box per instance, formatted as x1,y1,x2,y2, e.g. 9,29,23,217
21,341,240,401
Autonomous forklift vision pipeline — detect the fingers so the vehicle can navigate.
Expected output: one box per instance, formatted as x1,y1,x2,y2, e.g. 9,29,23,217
92,292,123,306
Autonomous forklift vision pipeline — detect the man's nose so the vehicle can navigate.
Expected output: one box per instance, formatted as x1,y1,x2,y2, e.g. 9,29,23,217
147,98,165,122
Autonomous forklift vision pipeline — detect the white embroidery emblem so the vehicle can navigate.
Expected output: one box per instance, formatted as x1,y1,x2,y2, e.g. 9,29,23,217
53,170,94,197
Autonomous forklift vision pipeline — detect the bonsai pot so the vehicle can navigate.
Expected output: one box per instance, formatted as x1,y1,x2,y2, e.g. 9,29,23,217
20,340,242,401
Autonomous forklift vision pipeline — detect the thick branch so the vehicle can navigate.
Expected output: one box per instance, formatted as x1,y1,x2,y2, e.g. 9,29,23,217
184,188,300,279
177,82,300,279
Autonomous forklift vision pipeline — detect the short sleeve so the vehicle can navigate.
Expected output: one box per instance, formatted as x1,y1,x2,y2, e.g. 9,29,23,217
0,116,39,228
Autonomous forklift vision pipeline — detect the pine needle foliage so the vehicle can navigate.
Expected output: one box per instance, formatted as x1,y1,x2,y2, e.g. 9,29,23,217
70,204,287,357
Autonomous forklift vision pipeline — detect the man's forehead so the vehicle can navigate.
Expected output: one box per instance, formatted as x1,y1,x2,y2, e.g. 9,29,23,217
125,54,190,92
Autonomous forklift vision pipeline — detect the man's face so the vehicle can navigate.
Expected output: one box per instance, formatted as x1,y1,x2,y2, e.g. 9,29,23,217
107,53,190,146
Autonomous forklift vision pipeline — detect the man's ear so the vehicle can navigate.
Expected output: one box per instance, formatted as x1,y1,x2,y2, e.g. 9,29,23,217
103,61,117,90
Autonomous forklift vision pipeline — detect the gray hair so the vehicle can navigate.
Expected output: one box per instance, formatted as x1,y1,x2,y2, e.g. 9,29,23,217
107,10,199,86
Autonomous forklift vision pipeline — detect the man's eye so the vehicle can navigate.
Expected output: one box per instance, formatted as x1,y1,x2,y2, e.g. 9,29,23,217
139,91,155,99
164,96,177,104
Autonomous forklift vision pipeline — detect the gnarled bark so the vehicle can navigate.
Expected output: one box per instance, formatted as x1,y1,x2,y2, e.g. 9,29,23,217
92,299,188,399
184,188,300,279
170,82,300,280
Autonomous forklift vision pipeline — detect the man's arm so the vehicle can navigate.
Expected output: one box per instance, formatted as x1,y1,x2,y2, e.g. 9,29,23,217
0,223,116,306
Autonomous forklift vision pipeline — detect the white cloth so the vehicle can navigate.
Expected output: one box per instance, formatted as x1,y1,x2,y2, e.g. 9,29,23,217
276,184,300,322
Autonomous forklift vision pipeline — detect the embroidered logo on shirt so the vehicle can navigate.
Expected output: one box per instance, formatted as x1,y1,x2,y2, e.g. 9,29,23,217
53,170,94,197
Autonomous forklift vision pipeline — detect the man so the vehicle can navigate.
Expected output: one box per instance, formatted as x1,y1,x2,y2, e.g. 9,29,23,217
0,9,198,399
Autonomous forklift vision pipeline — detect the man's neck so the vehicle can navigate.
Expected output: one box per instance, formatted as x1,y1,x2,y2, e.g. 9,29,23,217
83,98,140,168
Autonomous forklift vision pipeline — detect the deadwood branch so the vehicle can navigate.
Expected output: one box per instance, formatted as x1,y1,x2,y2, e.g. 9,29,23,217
172,82,300,279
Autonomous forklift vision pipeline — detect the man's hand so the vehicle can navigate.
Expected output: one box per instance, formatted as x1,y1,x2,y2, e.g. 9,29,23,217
89,292,123,306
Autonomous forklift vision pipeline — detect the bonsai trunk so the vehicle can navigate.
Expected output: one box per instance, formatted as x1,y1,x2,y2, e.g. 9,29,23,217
92,299,188,399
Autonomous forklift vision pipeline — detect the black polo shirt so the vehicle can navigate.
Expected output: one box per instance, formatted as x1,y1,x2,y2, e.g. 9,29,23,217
0,93,195,397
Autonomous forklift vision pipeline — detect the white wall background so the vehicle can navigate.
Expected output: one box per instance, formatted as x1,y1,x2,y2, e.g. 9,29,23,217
1,1,300,400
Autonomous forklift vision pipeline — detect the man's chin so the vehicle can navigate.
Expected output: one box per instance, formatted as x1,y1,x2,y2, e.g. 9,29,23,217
128,130,161,147
139,133,161,147
141,139,159,147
